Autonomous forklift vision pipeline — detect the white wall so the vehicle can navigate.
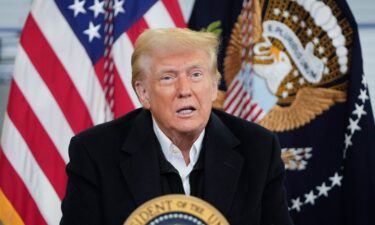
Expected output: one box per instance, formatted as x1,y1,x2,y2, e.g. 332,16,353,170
0,0,30,28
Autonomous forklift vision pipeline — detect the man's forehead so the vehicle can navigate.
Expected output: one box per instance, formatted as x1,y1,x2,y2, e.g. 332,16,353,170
151,51,209,70
153,49,207,59
156,62,206,71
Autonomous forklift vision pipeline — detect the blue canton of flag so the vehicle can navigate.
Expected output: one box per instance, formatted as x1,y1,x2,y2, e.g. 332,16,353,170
55,0,157,63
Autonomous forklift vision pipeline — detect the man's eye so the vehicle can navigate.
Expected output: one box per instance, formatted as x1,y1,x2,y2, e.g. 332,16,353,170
160,74,176,84
161,75,174,81
191,72,203,80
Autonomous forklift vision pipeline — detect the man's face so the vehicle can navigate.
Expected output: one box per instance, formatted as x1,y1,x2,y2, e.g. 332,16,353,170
135,49,218,138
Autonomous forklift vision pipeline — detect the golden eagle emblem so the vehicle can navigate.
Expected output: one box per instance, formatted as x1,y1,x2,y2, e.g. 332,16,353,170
220,0,353,132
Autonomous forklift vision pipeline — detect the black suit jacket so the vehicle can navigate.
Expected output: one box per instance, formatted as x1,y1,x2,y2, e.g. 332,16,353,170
60,108,293,225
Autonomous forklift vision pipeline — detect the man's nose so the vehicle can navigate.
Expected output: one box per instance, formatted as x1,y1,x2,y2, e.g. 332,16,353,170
177,75,192,98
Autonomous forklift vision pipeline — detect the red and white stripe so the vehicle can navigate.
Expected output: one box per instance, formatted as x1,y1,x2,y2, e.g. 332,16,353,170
224,73,265,122
0,0,186,224
223,0,265,122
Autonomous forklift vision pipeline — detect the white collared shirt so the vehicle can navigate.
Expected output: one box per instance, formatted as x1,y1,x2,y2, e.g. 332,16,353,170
152,118,204,195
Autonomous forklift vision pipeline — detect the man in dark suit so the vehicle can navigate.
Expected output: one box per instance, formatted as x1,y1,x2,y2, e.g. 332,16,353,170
60,28,293,225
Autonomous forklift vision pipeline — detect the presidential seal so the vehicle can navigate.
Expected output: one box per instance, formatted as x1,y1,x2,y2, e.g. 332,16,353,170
220,0,354,172
123,195,229,225
213,0,358,214
224,0,353,132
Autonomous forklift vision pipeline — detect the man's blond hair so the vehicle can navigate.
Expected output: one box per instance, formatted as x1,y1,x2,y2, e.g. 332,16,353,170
131,28,221,90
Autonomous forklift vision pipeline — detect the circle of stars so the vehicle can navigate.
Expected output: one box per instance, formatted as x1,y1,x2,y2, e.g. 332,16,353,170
289,74,370,212
271,3,368,214
343,74,369,158
290,172,343,212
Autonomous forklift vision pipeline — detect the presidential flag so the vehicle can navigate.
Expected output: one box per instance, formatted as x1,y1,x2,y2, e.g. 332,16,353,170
189,0,375,224
0,0,186,224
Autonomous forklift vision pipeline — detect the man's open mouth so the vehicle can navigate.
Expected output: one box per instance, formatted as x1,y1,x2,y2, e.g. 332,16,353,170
176,106,196,115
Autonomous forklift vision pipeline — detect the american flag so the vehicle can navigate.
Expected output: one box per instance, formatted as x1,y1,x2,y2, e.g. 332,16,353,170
0,0,186,224
223,65,265,121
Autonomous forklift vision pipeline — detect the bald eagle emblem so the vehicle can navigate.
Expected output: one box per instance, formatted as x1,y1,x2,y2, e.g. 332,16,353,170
221,0,353,132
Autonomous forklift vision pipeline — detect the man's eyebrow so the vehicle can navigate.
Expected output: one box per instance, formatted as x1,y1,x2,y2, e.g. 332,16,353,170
189,66,202,69
158,68,178,74
187,63,204,70
157,63,204,73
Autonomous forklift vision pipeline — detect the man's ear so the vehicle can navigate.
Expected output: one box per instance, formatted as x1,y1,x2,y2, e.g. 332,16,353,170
135,81,151,109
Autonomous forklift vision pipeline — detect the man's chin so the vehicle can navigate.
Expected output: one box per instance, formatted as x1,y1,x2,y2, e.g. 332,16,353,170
173,123,206,136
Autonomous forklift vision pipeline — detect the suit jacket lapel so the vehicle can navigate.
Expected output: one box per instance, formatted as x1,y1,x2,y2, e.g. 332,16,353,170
118,109,244,214
119,110,162,206
204,112,244,216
